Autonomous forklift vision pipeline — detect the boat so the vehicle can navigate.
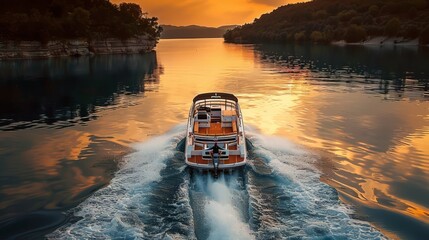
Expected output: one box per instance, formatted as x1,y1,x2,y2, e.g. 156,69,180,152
185,92,246,176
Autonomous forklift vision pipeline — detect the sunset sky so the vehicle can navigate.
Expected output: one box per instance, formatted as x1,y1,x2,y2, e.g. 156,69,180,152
111,0,304,27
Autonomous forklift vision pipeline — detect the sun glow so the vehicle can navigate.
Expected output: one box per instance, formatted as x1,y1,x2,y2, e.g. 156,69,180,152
111,0,305,26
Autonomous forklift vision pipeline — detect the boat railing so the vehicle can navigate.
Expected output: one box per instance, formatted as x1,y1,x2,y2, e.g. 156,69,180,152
194,99,237,111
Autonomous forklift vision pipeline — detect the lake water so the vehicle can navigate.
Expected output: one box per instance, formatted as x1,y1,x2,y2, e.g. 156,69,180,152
0,38,428,239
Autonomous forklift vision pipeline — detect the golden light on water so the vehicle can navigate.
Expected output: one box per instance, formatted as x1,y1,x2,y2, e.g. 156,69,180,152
160,40,429,225
22,40,429,226
15,130,91,175
1,39,428,239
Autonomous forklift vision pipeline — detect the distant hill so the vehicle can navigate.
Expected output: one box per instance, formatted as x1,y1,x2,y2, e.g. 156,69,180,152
224,0,429,45
161,25,238,39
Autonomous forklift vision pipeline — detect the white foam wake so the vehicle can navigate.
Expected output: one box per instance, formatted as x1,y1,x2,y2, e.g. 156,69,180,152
47,125,194,239
246,132,387,239
47,123,387,240
192,174,254,240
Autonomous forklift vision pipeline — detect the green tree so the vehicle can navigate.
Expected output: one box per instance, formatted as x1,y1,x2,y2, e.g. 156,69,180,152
323,26,334,42
420,26,429,44
220,0,429,45
119,3,143,22
404,24,420,39
368,5,379,17
27,9,52,43
365,25,383,37
68,7,90,38
310,31,325,43
385,18,401,37
294,31,306,42
344,25,366,43
338,10,357,22
0,0,162,42
409,0,427,8
312,10,328,20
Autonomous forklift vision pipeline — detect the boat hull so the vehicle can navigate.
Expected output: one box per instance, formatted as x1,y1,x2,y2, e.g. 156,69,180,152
185,92,247,172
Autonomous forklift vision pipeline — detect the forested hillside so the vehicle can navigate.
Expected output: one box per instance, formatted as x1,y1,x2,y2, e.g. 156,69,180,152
224,0,429,44
161,25,237,39
0,0,162,43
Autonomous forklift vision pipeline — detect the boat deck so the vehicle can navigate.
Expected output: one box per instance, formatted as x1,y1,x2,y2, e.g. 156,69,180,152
187,100,244,167
188,155,245,165
194,122,237,135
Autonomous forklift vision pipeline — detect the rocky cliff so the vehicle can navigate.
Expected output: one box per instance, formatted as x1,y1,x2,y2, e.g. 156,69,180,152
0,36,156,60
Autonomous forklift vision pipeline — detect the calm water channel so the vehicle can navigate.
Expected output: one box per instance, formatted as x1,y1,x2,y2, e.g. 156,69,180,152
0,38,428,239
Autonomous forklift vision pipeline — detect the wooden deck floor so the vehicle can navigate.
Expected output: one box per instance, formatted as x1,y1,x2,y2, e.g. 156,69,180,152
194,122,236,135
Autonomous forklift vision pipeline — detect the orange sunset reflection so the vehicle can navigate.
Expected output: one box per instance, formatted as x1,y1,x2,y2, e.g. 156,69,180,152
1,37,428,240
156,40,429,226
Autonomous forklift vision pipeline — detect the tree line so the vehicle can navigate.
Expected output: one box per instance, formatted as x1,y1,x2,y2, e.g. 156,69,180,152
0,0,162,43
224,0,429,44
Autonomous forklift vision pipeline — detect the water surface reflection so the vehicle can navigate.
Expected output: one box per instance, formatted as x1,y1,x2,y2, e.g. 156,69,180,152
239,43,429,239
151,39,429,238
0,39,428,239
0,54,158,130
0,53,160,238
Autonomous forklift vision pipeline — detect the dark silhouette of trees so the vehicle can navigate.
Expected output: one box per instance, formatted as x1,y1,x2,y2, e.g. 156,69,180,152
0,0,162,42
224,0,429,44
310,31,325,43
66,8,91,38
403,24,420,39
344,25,367,43
420,26,429,44
385,18,401,36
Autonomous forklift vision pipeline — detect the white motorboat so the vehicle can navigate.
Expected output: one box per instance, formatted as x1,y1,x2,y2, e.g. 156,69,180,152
185,93,246,176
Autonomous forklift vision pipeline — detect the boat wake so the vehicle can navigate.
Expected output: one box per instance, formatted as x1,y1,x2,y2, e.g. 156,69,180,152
47,125,194,239
48,125,386,239
189,173,253,240
245,133,386,239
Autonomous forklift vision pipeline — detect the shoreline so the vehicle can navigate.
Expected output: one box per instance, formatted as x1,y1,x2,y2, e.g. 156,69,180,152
0,37,156,60
332,37,424,47
225,36,428,47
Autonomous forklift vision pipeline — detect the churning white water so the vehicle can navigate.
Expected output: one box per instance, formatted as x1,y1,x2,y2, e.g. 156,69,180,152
48,125,386,240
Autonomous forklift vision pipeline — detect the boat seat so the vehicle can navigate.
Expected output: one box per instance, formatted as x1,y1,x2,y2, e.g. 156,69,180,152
195,111,211,128
232,120,237,132
194,121,199,132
